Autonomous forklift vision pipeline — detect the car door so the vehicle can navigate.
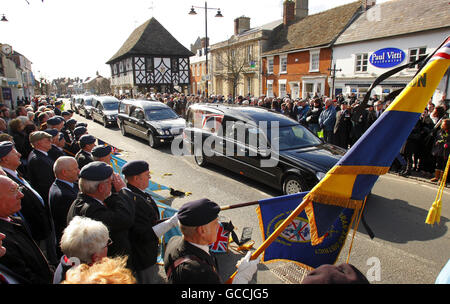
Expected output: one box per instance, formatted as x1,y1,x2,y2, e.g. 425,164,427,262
129,107,147,139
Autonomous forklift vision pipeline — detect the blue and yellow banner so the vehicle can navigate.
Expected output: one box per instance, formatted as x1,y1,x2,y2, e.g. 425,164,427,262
257,192,356,270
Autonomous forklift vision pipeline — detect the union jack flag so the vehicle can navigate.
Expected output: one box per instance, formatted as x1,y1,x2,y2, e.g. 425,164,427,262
209,223,230,253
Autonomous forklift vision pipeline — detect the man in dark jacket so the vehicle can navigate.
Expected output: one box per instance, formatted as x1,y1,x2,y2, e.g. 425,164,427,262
75,134,95,169
164,199,259,284
122,160,178,283
0,175,54,284
0,142,53,245
66,162,135,266
49,156,80,257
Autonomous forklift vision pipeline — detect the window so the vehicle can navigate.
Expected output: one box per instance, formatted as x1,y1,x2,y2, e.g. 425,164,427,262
355,53,368,72
268,57,274,74
409,47,427,68
267,80,274,97
247,45,253,64
309,50,320,72
247,77,252,95
280,55,288,74
197,64,200,76
279,80,287,98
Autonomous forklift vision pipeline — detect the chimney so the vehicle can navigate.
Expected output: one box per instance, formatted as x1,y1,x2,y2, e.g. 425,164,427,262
200,37,209,48
295,0,308,20
234,16,251,35
363,0,376,10
283,1,295,25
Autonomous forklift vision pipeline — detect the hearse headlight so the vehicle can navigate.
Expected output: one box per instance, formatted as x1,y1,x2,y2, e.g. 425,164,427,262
316,171,326,181
156,128,164,135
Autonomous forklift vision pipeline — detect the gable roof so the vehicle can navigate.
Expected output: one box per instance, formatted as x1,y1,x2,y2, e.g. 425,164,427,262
335,0,450,45
106,17,194,64
262,1,362,56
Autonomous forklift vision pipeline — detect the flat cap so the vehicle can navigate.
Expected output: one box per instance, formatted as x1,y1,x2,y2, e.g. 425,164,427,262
0,141,14,158
122,160,149,176
47,116,63,126
73,126,87,138
79,161,113,181
92,145,112,158
29,131,52,143
79,134,96,147
44,128,59,137
178,198,220,226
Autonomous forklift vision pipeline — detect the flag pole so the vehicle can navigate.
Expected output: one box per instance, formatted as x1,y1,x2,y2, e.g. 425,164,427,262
225,196,311,284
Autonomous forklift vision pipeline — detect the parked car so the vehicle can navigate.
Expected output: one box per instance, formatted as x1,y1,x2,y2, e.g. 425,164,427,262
117,99,186,148
77,95,95,119
91,96,120,127
183,104,345,195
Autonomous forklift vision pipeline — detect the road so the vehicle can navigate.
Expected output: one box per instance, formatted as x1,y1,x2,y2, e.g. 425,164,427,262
66,101,449,284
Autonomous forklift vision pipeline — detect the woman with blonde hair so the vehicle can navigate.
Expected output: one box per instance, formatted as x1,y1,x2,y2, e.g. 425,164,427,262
61,256,136,284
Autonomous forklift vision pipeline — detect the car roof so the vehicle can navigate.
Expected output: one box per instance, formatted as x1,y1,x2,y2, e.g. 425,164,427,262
189,104,298,127
120,99,170,110
94,96,119,103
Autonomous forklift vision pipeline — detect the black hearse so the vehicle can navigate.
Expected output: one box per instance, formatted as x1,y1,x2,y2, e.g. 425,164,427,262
91,96,120,127
183,104,345,194
117,99,185,148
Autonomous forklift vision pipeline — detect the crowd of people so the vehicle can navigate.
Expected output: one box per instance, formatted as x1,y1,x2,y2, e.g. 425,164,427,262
0,92,448,285
0,96,267,285
123,91,450,184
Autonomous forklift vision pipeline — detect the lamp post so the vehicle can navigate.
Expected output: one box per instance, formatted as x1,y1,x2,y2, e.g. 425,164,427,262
189,2,223,96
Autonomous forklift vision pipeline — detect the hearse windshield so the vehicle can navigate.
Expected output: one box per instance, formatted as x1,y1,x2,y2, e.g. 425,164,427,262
145,108,178,121
266,124,322,150
103,102,119,110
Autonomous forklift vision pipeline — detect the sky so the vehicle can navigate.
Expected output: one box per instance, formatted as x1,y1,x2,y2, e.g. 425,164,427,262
1,0,390,81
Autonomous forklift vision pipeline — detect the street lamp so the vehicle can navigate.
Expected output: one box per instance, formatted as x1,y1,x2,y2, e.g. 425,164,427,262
188,2,223,96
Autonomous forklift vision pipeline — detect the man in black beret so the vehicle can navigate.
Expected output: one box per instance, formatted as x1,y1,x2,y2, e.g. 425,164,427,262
53,100,63,116
62,119,78,155
75,134,95,169
164,198,260,284
66,161,135,264
121,160,178,283
46,116,64,131
92,145,112,164
46,129,66,161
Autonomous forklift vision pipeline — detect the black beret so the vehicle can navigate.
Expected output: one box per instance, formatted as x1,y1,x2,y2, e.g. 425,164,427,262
92,145,112,158
61,111,70,116
47,116,63,126
122,160,149,176
55,100,62,105
79,161,113,181
44,128,59,137
79,134,96,147
301,263,370,284
73,126,87,138
75,122,88,128
0,141,14,158
58,132,65,141
65,118,77,126
178,198,220,226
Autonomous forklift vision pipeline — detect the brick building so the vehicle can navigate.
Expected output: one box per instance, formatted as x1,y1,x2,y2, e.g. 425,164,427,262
261,0,363,99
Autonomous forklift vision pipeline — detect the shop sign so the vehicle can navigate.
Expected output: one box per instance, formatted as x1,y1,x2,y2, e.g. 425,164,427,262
370,48,405,68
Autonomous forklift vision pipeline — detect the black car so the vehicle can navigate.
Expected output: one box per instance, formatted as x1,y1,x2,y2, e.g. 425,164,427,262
183,104,345,195
117,99,186,148
77,95,95,119
91,96,120,127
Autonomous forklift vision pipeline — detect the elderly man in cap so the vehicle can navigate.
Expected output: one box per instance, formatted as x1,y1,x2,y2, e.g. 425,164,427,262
75,134,96,169
92,145,112,163
0,175,54,284
121,160,178,283
0,141,53,246
46,116,64,131
66,161,135,266
48,156,80,257
164,198,260,284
